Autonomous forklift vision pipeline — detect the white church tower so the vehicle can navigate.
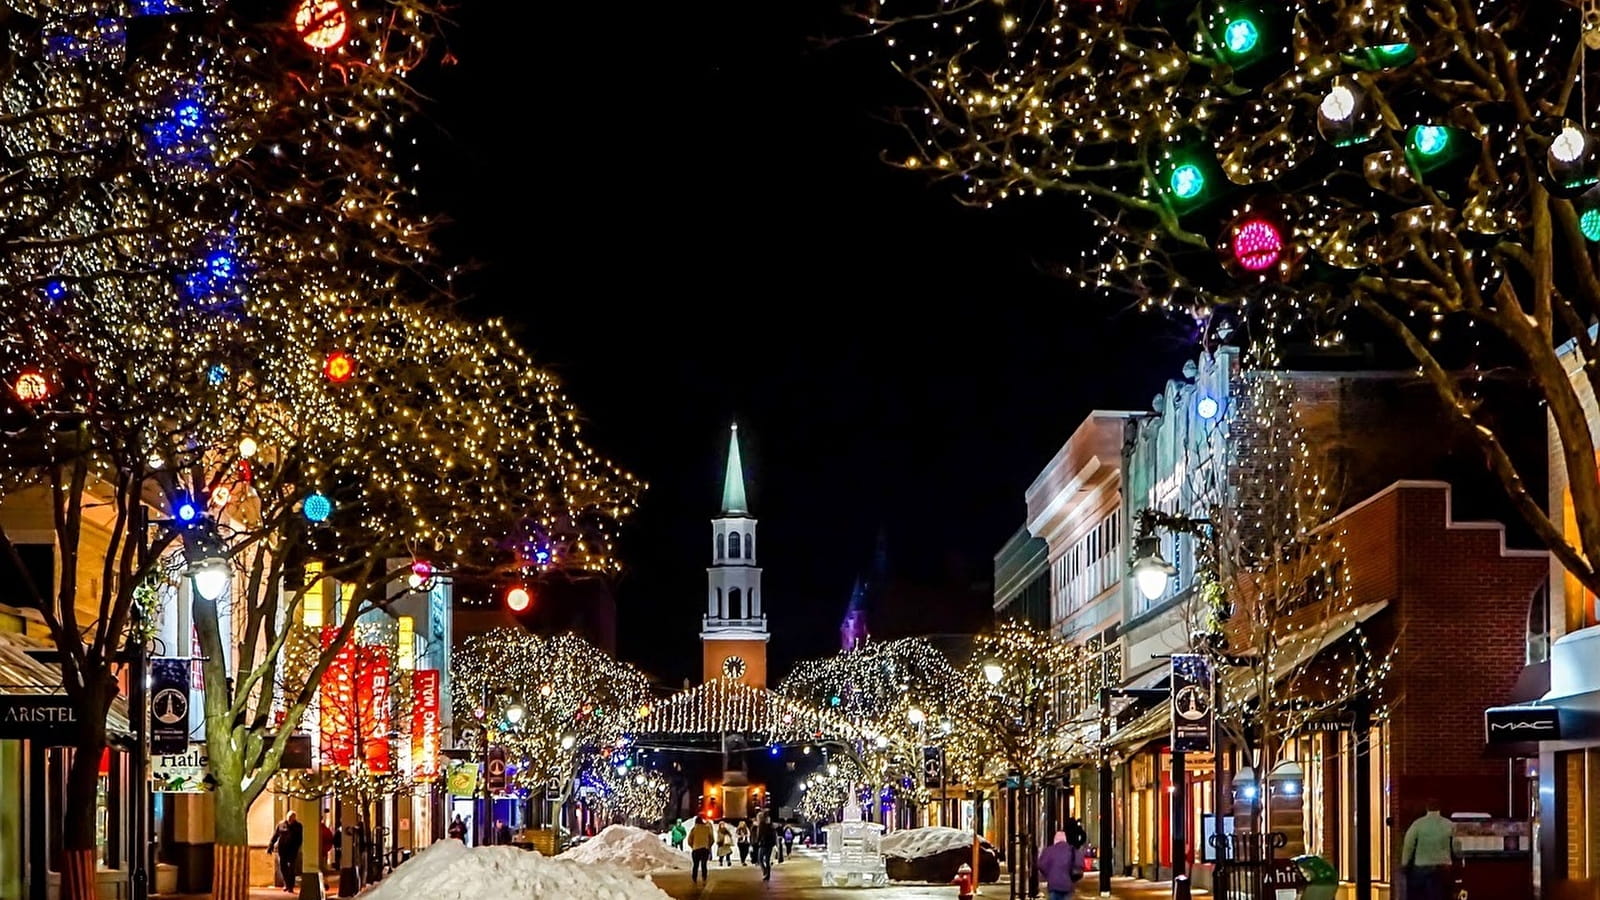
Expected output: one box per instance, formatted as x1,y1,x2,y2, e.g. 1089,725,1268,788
701,424,769,687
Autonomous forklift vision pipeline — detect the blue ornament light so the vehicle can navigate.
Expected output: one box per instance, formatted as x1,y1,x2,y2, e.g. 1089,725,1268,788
174,494,200,525
44,280,68,302
207,364,229,385
303,492,333,523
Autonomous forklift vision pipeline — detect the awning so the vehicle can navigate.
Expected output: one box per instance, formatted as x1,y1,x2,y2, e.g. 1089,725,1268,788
1107,702,1170,754
0,630,131,738
1223,599,1390,705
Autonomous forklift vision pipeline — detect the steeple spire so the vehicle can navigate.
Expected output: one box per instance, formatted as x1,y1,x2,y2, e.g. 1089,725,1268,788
721,424,748,515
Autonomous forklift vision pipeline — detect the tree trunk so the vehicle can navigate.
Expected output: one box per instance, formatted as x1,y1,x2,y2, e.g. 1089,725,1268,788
62,720,106,900
212,775,251,900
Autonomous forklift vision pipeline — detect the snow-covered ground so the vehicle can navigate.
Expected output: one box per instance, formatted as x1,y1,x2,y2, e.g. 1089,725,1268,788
366,839,673,900
558,825,692,874
880,826,984,859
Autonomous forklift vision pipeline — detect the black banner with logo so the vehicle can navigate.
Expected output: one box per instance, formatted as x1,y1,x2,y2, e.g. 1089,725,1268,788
0,694,83,743
150,657,191,755
487,744,507,794
922,746,945,789
1485,705,1561,743
1171,654,1214,754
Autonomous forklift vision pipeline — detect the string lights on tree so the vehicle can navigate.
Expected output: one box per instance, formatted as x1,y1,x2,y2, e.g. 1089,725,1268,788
873,0,1600,617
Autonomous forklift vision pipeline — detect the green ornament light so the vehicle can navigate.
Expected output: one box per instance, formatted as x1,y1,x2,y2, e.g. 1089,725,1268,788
1224,18,1259,55
1412,126,1450,157
1170,164,1205,200
1581,208,1600,242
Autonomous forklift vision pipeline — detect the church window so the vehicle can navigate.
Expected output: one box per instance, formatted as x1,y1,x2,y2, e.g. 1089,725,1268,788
729,531,742,559
717,533,724,560
729,587,742,619
744,532,753,559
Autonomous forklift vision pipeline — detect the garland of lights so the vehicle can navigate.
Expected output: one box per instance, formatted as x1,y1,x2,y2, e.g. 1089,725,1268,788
875,0,1600,607
634,678,871,746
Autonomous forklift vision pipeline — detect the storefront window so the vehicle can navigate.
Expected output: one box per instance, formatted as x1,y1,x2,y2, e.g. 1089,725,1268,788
96,774,108,867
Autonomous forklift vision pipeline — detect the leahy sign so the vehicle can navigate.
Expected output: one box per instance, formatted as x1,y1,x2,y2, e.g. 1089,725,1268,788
0,694,83,743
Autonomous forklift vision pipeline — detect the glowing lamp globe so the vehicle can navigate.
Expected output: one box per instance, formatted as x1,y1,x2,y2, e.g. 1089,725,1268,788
323,350,354,383
1553,126,1588,164
294,0,349,50
1412,125,1450,158
1582,208,1600,242
1319,85,1356,123
1231,217,1284,271
175,495,200,525
1223,18,1259,55
1196,395,1220,419
302,492,333,523
505,585,532,612
13,371,49,403
1169,164,1205,200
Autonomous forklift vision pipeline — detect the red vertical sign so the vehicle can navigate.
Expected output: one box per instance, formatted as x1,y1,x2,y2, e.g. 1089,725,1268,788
319,627,355,769
411,669,441,781
358,645,392,773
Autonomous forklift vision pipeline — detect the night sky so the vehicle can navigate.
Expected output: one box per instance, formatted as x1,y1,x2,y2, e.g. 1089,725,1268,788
415,1,1193,685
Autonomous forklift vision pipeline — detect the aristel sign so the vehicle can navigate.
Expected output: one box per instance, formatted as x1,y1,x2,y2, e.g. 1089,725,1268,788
0,695,81,743
1485,705,1561,743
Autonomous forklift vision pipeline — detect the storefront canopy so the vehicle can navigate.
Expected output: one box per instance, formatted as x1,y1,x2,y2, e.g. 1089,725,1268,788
0,629,131,738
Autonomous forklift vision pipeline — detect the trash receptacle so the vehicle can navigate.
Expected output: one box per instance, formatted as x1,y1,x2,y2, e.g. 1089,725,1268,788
1294,855,1338,900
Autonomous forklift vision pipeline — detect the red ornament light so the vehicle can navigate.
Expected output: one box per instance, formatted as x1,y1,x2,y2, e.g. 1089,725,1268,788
324,350,354,383
13,371,49,403
1232,217,1284,271
505,585,533,613
294,0,350,50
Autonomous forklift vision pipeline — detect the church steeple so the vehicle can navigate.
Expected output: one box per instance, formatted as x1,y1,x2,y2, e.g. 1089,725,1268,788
702,424,768,687
721,424,748,515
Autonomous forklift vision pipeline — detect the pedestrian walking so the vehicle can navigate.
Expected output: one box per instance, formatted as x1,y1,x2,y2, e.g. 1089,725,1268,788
670,818,687,851
687,816,714,883
447,815,467,842
736,821,751,865
1401,799,1458,900
266,811,304,893
782,823,795,858
755,814,778,881
716,821,734,866
1036,828,1088,900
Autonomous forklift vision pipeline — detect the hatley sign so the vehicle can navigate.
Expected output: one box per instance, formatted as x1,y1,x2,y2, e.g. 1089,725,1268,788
0,695,82,743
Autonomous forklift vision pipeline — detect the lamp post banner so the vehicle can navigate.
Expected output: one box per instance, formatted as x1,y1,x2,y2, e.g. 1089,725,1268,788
922,746,945,789
150,656,191,754
1171,654,1214,753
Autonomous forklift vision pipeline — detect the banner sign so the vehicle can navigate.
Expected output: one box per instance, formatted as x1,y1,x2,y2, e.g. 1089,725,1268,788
487,744,507,794
446,759,478,797
150,657,191,754
1485,705,1562,743
411,669,441,781
0,694,82,743
319,627,356,769
151,742,211,793
357,645,392,773
1170,654,1214,754
921,746,945,790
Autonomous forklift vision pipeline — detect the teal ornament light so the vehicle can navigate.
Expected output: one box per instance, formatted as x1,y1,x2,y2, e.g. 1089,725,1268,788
1374,43,1410,59
1582,208,1600,242
1170,164,1205,200
1224,18,1259,55
1413,126,1450,157
303,491,333,523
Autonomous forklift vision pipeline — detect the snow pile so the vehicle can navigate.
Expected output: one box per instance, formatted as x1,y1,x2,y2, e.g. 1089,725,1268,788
558,825,692,873
881,827,987,859
366,839,674,900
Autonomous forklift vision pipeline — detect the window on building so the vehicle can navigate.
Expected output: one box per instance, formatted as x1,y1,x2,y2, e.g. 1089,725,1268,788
744,532,753,560
716,533,724,560
1052,513,1123,624
0,542,54,607
729,532,741,559
1529,580,1551,664
728,588,742,619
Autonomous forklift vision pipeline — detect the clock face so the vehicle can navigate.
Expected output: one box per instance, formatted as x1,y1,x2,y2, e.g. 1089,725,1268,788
722,655,747,679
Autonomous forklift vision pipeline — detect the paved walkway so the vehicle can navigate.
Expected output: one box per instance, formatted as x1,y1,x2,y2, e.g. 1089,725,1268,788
651,851,1195,899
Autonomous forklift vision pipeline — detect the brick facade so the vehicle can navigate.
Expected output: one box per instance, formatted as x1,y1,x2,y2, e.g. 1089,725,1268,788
1335,483,1547,879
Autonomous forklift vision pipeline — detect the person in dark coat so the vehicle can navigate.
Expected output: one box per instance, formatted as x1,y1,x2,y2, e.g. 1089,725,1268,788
755,815,779,881
495,819,513,845
266,811,304,892
1036,829,1087,900
446,815,468,842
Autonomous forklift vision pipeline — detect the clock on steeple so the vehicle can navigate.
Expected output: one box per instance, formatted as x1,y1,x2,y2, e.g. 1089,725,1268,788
701,425,769,687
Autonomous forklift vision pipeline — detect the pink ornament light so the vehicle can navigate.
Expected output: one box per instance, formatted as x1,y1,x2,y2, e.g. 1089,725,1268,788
1232,217,1283,271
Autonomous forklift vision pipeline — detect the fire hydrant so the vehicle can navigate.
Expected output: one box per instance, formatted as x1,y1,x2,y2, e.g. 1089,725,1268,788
951,862,975,899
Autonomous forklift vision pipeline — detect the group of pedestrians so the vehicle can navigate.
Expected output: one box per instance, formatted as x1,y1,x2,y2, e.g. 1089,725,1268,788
670,813,795,883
